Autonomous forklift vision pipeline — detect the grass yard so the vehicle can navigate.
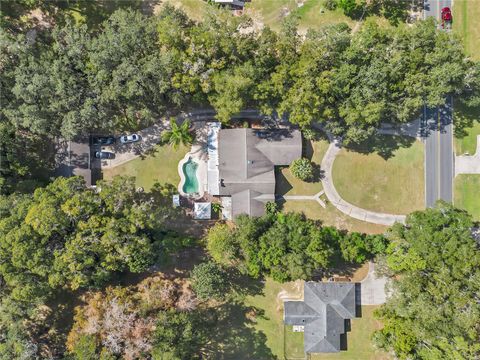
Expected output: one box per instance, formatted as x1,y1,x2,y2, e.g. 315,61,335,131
332,136,424,215
160,0,211,22
454,175,480,221
241,278,304,359
245,0,355,32
276,137,330,196
454,102,480,155
281,200,388,234
453,0,480,61
102,144,188,190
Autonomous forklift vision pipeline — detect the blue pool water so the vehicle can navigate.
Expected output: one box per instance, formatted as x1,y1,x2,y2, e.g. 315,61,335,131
182,158,199,194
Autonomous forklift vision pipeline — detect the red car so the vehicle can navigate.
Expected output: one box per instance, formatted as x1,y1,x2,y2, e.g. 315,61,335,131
441,7,452,29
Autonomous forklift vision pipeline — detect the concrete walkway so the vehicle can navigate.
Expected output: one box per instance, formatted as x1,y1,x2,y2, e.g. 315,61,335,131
359,261,389,305
282,191,326,208
321,138,406,226
455,135,480,175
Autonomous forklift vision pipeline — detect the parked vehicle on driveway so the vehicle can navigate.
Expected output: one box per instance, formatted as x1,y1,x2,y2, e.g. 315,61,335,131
92,136,115,145
441,7,452,29
120,134,140,144
95,151,115,159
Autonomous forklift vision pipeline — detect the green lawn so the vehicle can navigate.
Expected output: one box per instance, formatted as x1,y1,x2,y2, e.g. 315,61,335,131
453,0,480,61
332,136,424,215
282,200,388,234
454,175,480,221
276,137,330,196
160,0,210,22
102,144,188,190
245,0,355,32
285,325,305,359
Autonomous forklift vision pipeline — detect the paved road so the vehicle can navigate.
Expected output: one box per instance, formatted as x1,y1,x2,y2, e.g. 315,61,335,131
424,101,453,207
423,0,454,207
424,0,451,21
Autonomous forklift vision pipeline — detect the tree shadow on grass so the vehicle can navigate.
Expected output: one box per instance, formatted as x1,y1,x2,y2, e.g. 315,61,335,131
344,134,415,160
227,269,265,298
317,259,364,280
311,163,325,182
199,302,276,360
454,103,480,139
274,168,293,196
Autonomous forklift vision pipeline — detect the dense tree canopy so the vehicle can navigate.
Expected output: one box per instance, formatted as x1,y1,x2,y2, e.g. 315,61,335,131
2,6,477,144
205,211,383,282
190,261,229,301
0,176,186,359
374,203,480,359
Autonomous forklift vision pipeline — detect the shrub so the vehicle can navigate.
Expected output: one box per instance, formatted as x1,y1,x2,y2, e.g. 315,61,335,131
302,127,319,141
337,0,357,16
190,262,229,301
290,158,314,181
340,233,389,263
211,202,223,214
324,0,337,11
265,201,279,215
205,224,237,266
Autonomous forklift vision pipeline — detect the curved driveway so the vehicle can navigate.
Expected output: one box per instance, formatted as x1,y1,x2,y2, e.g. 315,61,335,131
321,139,406,226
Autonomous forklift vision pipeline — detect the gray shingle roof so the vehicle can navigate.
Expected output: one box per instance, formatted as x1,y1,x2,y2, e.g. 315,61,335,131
218,128,302,217
284,282,357,354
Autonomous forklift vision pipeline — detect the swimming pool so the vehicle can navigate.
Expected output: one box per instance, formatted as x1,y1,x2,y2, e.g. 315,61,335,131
182,158,199,194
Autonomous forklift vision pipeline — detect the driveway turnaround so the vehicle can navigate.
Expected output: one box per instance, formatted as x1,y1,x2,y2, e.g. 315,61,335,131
456,135,480,175
321,138,406,226
359,262,389,306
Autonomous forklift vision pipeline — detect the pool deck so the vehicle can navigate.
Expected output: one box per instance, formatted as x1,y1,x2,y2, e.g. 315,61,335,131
177,122,209,198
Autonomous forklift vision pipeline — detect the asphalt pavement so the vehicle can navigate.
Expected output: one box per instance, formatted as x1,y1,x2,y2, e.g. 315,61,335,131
423,0,454,207
424,100,453,207
423,0,451,20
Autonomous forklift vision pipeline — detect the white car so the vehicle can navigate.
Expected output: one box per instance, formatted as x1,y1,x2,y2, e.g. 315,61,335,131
119,134,140,144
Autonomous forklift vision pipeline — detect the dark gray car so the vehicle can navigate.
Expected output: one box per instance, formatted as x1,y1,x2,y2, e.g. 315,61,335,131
95,151,115,159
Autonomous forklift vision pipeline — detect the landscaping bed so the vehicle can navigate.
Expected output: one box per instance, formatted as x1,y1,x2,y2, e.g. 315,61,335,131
332,136,424,215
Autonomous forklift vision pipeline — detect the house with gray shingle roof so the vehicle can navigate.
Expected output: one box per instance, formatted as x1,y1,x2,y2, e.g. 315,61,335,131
210,128,302,218
284,282,357,354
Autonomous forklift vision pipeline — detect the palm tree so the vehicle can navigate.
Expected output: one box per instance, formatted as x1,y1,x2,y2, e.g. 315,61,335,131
162,118,193,148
